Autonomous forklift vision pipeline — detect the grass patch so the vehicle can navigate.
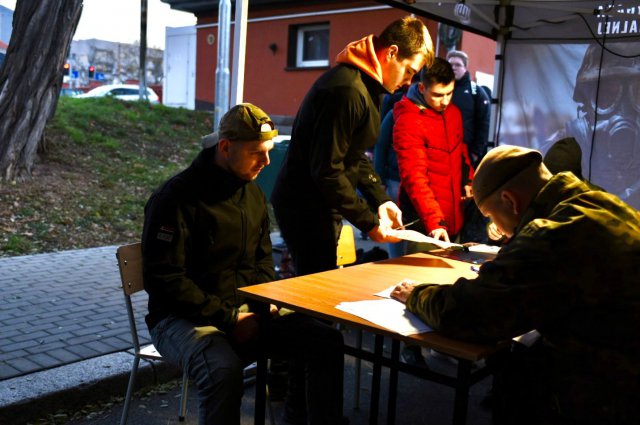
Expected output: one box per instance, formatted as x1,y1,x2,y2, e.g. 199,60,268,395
0,97,213,256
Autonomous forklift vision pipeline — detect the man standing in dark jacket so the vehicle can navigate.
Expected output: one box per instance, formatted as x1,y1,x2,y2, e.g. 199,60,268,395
272,16,434,276
142,104,345,425
446,50,491,168
447,50,491,243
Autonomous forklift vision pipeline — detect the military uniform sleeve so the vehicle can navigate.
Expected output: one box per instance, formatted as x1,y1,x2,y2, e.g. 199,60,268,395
406,228,578,344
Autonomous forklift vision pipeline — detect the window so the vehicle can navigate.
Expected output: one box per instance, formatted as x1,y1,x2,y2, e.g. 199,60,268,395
290,23,329,68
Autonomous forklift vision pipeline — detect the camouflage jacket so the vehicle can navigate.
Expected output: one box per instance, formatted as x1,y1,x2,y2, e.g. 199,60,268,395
407,172,640,398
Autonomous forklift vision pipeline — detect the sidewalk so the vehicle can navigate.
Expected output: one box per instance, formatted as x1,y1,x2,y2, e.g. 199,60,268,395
0,229,493,425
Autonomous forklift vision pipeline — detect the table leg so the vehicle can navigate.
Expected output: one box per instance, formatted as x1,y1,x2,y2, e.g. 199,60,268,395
354,328,363,409
369,334,383,425
254,354,267,425
452,359,472,425
254,302,270,425
386,339,400,425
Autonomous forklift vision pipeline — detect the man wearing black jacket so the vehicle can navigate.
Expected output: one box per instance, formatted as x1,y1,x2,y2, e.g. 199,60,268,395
447,50,492,243
142,104,344,425
447,50,491,168
272,16,434,276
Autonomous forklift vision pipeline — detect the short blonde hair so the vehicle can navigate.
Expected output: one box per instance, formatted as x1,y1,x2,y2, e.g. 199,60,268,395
446,50,468,68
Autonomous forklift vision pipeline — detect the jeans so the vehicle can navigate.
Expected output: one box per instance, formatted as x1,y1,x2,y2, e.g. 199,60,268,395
150,313,344,425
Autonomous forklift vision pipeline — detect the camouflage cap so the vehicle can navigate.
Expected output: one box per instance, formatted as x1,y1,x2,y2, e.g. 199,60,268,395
473,145,543,207
201,103,278,148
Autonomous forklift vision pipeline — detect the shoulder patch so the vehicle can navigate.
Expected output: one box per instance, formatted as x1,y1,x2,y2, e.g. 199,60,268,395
156,226,175,242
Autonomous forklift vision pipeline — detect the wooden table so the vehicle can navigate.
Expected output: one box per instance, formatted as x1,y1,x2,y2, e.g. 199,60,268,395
240,252,506,425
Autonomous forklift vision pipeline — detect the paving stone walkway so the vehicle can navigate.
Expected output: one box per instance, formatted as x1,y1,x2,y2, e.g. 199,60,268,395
0,246,149,381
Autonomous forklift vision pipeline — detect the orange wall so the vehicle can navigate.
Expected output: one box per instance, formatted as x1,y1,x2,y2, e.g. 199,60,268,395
194,3,438,116
458,31,497,87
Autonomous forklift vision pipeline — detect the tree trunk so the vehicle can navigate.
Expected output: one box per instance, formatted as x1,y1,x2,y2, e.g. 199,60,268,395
0,0,83,182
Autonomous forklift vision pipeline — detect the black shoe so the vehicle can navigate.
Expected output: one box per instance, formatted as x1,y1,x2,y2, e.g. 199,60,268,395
401,345,428,368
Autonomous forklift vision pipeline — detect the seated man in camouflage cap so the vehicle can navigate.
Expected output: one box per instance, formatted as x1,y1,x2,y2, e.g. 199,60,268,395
391,145,640,424
142,103,345,425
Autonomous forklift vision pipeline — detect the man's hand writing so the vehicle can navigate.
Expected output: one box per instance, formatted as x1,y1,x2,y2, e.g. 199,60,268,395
390,280,417,303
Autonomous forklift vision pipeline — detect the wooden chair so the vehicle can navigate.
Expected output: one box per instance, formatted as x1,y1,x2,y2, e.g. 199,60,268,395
116,243,189,425
335,224,367,408
117,243,275,425
336,224,357,267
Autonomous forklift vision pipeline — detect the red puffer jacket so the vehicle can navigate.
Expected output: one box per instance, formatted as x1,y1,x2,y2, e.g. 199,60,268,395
392,95,473,236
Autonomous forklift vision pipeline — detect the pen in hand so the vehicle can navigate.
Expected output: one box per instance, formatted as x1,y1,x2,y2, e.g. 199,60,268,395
392,218,420,230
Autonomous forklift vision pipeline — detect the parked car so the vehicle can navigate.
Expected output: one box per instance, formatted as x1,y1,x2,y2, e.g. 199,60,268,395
60,88,84,97
75,84,160,104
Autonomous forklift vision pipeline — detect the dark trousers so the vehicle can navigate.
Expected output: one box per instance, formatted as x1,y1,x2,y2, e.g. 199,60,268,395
491,341,639,425
274,208,342,276
150,313,344,425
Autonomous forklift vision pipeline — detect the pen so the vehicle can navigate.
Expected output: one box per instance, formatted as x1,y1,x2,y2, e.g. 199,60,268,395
470,265,480,273
393,218,420,230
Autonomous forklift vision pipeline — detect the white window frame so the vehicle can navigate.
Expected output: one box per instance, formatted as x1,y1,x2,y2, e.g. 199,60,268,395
295,24,329,68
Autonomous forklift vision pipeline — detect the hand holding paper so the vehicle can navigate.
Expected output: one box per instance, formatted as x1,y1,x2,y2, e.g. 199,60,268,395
390,229,465,250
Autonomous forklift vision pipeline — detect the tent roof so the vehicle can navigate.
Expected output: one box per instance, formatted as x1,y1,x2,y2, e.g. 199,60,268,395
161,0,349,14
377,1,640,42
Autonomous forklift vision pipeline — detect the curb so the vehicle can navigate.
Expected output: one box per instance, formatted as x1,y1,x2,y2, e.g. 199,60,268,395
0,351,181,425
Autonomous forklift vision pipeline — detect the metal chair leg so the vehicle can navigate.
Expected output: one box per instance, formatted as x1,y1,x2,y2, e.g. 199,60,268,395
119,356,140,425
179,369,189,421
266,385,276,425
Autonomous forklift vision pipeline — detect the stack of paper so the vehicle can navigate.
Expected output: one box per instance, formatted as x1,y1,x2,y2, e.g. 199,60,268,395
336,299,432,336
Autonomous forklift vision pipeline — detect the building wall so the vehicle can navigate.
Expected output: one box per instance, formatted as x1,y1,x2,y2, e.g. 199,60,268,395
193,2,436,115
458,31,497,93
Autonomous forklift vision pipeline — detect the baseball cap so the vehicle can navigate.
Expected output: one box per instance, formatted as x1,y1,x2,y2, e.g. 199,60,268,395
201,103,278,149
473,145,543,207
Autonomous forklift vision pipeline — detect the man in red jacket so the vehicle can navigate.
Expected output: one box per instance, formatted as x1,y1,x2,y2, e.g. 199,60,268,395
393,58,473,249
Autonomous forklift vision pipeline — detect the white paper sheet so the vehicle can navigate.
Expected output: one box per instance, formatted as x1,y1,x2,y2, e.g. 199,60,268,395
373,285,397,299
336,299,432,336
466,244,501,255
390,229,464,250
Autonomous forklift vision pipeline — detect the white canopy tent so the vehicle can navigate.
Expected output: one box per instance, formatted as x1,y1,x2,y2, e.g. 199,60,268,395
379,0,639,41
163,0,639,206
379,0,640,207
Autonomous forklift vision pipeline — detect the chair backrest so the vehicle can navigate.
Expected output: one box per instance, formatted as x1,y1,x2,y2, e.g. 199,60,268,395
116,242,145,352
336,224,357,267
117,243,144,296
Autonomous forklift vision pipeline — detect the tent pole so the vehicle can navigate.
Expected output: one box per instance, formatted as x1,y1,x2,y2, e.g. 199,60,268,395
488,31,504,150
231,0,249,107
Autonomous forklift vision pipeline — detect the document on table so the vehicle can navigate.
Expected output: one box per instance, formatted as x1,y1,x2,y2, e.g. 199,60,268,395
390,229,464,250
466,244,501,255
335,299,432,336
